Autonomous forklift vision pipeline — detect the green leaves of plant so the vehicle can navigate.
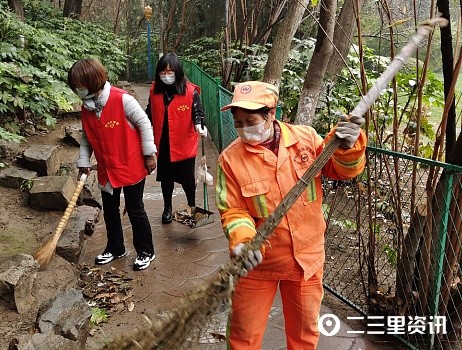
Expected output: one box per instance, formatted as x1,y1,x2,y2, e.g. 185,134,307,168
0,0,127,141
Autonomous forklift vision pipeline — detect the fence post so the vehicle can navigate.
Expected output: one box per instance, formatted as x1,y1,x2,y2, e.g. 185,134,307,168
428,172,453,349
215,77,224,152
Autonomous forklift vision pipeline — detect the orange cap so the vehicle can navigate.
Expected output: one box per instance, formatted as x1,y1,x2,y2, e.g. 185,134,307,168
221,81,279,111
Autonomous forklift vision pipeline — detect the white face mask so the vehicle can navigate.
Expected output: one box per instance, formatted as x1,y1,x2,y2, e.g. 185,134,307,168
160,73,175,85
75,88,95,100
236,120,272,145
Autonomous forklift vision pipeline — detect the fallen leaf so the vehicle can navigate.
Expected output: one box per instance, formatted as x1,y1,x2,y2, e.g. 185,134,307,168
127,301,135,312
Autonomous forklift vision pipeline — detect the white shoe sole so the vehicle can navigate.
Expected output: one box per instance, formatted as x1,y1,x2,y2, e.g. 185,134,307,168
95,251,127,265
133,255,155,270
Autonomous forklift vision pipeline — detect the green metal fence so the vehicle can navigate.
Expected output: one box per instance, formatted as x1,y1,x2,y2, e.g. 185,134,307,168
182,59,281,152
182,60,230,152
181,59,462,350
323,148,462,350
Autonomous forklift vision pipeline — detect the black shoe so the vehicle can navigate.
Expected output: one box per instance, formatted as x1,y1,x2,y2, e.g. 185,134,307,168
162,206,172,224
133,252,155,270
95,251,127,265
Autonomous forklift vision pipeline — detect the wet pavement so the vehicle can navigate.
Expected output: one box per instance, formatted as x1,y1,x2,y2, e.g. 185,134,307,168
81,83,407,350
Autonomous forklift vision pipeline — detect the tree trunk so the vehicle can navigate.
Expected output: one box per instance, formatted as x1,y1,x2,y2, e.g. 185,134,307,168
263,0,309,87
172,0,189,52
113,0,123,35
63,0,82,18
294,0,337,126
395,204,427,314
7,0,24,20
325,0,365,82
163,0,177,53
437,0,457,160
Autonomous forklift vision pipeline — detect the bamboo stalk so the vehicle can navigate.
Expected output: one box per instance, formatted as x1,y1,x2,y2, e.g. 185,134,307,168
102,17,447,350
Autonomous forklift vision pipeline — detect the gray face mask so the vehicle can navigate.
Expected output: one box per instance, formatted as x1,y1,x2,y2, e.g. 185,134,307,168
160,74,175,85
75,88,95,100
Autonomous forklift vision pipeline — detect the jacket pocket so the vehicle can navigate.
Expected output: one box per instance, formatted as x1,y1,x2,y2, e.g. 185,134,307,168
240,178,272,218
295,167,318,204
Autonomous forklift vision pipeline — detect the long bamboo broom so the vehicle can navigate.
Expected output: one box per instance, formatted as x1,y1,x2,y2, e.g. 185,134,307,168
100,18,447,350
34,173,88,269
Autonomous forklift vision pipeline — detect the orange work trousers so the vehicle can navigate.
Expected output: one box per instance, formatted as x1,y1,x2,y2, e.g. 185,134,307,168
227,266,323,350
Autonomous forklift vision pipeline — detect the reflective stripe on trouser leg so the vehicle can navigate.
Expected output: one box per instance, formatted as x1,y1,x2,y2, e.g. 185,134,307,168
227,278,278,350
280,266,324,350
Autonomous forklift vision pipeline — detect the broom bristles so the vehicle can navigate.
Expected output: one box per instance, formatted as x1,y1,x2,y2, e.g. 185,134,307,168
100,263,238,349
33,233,61,268
33,176,87,269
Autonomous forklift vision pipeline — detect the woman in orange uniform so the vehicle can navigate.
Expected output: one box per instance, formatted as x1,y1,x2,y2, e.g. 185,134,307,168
217,81,367,349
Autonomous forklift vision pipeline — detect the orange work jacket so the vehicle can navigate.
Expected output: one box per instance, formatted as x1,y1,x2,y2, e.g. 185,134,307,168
81,87,147,188
216,120,367,281
149,82,199,162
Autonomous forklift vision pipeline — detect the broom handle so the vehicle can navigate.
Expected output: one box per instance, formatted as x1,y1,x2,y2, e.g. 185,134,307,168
248,17,446,251
201,119,209,211
52,173,87,238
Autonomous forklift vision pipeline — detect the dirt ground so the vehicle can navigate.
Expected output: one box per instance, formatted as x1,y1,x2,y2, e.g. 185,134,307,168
0,116,86,349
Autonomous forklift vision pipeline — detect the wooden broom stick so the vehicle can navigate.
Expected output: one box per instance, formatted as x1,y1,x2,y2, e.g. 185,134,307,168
102,17,447,350
34,173,88,269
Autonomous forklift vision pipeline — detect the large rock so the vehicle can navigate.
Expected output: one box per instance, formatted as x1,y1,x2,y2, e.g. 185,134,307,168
33,255,79,310
37,288,91,346
0,139,22,161
74,205,101,235
0,166,37,189
80,172,102,209
0,254,39,314
56,211,86,264
29,176,76,211
9,332,81,350
64,123,82,147
17,145,61,176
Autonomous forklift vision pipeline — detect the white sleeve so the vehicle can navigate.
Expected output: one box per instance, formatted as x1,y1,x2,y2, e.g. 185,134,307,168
123,94,157,155
76,130,93,168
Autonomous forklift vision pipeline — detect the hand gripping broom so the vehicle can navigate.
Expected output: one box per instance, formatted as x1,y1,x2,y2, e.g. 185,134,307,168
34,173,88,269
100,18,446,349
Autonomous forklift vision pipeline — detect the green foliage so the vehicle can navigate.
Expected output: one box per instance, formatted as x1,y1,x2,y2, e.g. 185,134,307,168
90,307,109,325
383,243,398,268
0,0,126,141
181,35,223,77
19,178,33,192
331,218,357,231
315,45,444,156
181,36,315,119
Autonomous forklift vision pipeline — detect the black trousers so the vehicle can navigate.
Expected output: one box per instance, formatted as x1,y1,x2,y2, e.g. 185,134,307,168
101,179,154,256
161,179,196,208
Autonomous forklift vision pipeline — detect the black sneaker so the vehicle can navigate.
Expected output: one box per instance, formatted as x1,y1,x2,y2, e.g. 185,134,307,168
95,251,127,265
133,252,155,270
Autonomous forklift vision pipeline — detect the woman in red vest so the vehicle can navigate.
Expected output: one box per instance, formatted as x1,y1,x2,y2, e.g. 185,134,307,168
67,58,157,271
146,53,207,224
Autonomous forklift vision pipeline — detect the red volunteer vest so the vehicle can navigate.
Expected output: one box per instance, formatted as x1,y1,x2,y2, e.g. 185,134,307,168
81,87,147,188
149,82,199,162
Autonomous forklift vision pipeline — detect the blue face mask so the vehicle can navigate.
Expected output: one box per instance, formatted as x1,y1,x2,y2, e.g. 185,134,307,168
75,88,95,100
